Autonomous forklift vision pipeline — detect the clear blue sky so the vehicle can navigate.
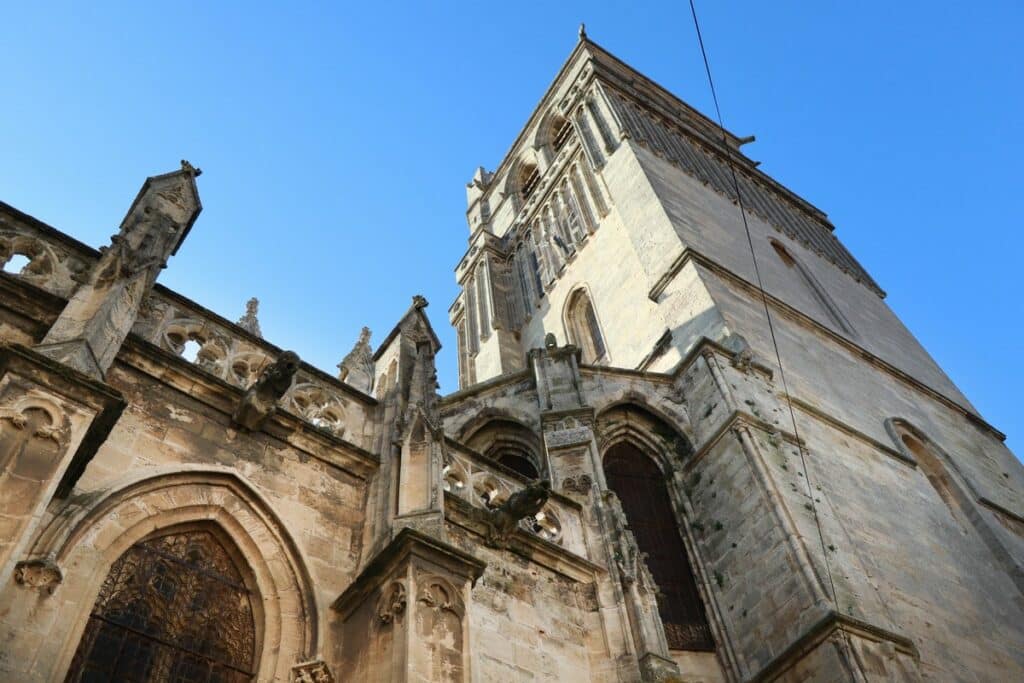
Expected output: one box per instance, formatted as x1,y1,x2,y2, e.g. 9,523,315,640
3,2,1021,454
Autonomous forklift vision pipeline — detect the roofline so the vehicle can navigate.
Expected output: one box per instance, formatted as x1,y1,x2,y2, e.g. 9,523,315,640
484,36,749,192
371,299,443,362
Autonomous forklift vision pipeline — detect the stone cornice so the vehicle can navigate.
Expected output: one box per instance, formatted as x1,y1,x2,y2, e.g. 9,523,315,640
121,335,379,480
331,527,487,619
437,369,534,407
747,610,918,683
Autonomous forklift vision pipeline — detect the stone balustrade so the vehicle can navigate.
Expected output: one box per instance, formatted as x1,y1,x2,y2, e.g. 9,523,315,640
442,444,586,556
1,206,374,445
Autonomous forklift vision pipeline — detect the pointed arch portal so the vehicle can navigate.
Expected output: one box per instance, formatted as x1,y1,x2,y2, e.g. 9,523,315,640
604,442,713,651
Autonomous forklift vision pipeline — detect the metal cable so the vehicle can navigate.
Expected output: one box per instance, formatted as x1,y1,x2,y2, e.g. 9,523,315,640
687,0,844,615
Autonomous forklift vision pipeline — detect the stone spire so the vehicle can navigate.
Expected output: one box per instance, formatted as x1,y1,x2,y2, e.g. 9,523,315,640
35,161,202,380
337,327,374,394
237,297,262,338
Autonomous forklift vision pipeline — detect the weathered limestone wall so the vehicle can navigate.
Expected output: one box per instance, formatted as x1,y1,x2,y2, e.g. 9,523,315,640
516,206,671,370
630,144,973,411
670,303,1024,679
447,525,597,682
0,351,374,680
698,268,1022,516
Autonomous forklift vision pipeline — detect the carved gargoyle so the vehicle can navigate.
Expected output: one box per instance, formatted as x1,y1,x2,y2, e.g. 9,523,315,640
484,478,551,548
232,351,299,430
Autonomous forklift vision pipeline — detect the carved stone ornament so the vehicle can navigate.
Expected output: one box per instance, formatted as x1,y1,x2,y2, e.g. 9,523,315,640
415,573,467,681
232,350,300,430
14,558,63,594
292,660,334,683
376,581,407,625
336,326,374,394
236,297,262,338
484,478,551,548
603,491,657,593
561,473,593,495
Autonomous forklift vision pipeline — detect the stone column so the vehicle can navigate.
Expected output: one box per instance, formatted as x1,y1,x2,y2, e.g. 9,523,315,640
534,337,681,681
332,528,486,683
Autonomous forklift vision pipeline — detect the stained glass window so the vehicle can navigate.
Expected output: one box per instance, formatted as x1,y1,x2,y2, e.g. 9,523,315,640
65,529,257,683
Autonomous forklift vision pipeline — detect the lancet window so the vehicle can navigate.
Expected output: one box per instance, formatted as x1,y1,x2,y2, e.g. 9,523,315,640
465,278,479,354
519,163,541,201
65,528,257,683
566,289,607,363
476,263,491,339
551,115,573,152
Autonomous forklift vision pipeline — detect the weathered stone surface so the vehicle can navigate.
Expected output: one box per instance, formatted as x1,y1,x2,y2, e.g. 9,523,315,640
0,35,1021,683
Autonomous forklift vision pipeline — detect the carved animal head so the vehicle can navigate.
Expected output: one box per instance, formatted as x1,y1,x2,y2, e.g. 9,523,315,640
502,478,551,519
262,351,300,395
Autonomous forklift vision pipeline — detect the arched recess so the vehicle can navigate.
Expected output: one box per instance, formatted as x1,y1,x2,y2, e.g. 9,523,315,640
769,238,856,337
596,402,694,467
886,419,1024,595
30,466,319,682
533,109,574,157
597,404,713,651
463,418,543,479
563,286,608,364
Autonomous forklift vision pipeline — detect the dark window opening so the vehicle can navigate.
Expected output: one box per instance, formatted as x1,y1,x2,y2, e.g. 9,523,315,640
604,443,714,651
552,117,573,151
520,165,541,200
497,451,540,479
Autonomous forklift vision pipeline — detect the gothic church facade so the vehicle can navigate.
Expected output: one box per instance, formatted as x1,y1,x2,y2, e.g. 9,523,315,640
1,36,1022,682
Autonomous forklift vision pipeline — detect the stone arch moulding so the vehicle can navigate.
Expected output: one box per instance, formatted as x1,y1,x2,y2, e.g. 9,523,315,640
456,408,540,448
594,398,696,468
885,417,1024,596
28,465,320,682
460,413,545,479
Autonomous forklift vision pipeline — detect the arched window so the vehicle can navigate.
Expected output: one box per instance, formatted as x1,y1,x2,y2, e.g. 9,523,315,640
770,239,855,337
465,419,543,480
476,264,491,339
518,162,541,201
604,443,713,651
550,114,573,152
566,289,607,363
66,528,257,682
465,280,479,354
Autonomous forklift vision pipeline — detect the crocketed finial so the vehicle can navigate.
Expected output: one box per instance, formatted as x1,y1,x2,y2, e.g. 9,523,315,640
237,297,262,338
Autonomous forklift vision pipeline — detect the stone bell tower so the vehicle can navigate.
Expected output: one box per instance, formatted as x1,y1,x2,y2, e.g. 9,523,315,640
444,33,1024,682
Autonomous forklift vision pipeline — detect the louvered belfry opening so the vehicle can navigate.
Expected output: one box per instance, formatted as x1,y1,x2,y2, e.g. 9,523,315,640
604,443,714,651
65,528,257,683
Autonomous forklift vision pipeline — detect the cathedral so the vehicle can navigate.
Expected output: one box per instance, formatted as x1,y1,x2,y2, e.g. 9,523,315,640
1,34,1022,683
